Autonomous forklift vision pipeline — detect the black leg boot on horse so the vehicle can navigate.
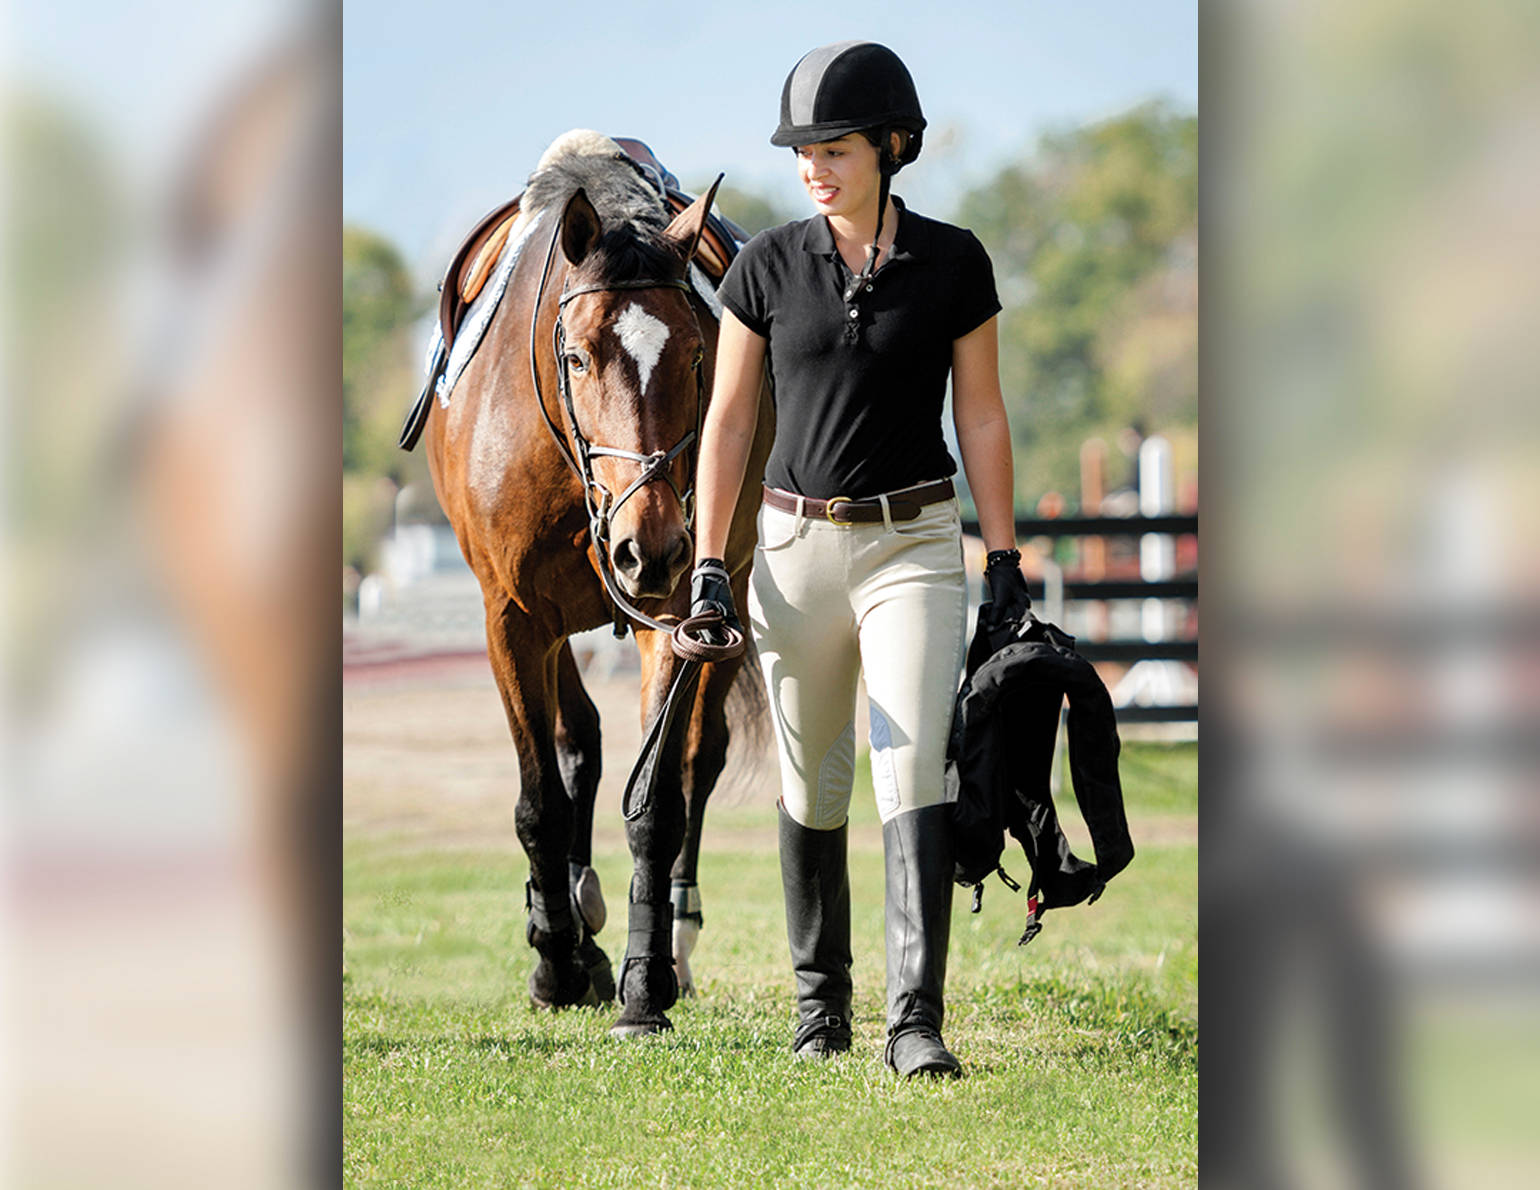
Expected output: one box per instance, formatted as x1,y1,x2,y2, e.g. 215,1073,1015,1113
524,862,612,1008
499,622,603,1013
611,895,679,1037
569,861,614,1002
555,643,615,1003
611,850,684,1037
524,875,601,1010
779,804,853,1056
610,670,689,1037
882,804,964,1078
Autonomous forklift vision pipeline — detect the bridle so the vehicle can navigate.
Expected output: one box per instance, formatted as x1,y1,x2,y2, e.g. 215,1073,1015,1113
527,215,742,670
556,276,703,549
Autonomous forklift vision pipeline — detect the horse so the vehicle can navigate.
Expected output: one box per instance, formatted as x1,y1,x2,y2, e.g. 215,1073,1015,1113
423,132,773,1036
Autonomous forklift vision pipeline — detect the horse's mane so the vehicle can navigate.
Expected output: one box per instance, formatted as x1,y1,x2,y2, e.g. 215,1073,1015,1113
523,130,680,286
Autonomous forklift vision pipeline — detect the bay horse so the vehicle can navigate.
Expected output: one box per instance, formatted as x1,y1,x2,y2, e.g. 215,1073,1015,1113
424,133,773,1036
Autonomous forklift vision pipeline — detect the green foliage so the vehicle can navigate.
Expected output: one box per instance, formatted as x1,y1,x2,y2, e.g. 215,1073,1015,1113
343,224,423,477
5,95,121,352
957,102,1198,504
343,472,397,576
4,94,122,525
342,224,436,569
695,182,798,237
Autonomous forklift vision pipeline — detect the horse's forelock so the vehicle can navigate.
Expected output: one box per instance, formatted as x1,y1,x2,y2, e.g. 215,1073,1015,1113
573,226,683,290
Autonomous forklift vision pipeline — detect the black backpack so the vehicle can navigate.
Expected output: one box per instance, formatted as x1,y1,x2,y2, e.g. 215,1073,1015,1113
945,610,1135,945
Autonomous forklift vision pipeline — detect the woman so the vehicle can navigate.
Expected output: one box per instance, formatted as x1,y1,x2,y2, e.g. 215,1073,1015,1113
690,40,1029,1078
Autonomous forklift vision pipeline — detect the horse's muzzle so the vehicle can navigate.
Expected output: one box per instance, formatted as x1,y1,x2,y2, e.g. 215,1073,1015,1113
610,531,691,600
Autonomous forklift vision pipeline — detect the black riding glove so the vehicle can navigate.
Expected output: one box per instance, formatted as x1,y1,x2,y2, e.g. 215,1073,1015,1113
689,558,741,641
980,548,1031,630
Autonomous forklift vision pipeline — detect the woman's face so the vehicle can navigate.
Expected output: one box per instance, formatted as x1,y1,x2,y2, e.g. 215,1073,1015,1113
795,133,881,220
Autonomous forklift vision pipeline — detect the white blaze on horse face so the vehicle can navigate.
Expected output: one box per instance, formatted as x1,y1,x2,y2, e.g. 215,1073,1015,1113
613,302,669,397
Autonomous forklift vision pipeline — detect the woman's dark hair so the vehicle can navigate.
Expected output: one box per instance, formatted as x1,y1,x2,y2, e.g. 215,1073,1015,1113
857,126,910,162
790,127,911,170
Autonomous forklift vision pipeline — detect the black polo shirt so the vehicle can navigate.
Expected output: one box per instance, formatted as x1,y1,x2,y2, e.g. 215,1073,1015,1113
718,195,1000,500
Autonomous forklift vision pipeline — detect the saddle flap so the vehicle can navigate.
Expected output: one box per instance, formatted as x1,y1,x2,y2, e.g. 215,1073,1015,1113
460,213,516,304
438,193,524,346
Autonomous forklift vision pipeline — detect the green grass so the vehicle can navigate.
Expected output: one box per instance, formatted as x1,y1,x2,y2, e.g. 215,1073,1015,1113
345,743,1196,1188
1105,740,1198,818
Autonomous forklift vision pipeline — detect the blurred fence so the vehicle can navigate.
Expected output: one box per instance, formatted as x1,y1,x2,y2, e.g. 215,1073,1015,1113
962,512,1200,725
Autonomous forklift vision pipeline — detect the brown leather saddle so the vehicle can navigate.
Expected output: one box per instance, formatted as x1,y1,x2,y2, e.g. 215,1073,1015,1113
400,138,747,451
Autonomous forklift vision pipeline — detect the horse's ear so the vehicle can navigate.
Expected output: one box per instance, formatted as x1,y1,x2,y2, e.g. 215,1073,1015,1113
561,188,602,266
663,173,723,265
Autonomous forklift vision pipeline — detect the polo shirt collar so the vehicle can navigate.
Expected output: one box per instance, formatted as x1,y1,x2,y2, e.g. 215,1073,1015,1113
800,194,922,262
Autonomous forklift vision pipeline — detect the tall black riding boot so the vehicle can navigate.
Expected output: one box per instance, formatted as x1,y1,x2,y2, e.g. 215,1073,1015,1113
778,803,853,1056
882,804,963,1078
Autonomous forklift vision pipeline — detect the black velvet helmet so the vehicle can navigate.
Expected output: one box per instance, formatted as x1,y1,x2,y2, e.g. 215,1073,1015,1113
770,41,926,171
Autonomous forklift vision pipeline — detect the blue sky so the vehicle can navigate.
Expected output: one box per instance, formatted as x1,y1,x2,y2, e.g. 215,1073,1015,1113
346,0,1197,279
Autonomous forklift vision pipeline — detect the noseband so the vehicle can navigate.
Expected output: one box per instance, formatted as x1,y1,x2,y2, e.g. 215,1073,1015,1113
527,216,738,663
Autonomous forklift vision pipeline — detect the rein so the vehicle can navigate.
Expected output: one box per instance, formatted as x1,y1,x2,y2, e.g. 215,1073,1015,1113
527,217,744,680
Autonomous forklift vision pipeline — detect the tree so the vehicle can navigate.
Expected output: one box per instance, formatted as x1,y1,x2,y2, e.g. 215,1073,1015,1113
343,224,419,476
688,181,798,237
957,102,1198,503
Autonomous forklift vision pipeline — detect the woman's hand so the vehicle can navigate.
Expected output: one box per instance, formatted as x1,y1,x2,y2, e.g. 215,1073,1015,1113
982,548,1031,630
689,557,741,644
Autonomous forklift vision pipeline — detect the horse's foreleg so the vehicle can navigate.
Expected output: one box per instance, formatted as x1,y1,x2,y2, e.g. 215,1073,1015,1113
669,656,738,997
610,634,692,1036
487,602,594,1009
553,641,613,1002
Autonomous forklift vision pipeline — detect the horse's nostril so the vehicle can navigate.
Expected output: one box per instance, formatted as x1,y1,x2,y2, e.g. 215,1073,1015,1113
669,535,690,569
613,538,639,575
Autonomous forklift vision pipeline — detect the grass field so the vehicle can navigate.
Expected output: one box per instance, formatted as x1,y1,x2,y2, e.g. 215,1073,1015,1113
344,741,1197,1188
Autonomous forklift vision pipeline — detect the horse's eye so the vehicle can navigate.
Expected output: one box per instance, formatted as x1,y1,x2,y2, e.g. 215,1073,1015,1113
564,352,588,375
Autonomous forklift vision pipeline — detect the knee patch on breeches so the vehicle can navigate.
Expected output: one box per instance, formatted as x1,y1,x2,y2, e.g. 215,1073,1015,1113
781,718,856,831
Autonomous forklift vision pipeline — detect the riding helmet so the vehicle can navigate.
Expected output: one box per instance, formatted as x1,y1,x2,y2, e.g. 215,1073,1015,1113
770,41,926,170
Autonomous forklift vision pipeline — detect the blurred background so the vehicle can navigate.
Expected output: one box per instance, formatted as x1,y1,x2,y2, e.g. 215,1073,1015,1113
3,0,1537,1186
1203,4,1540,1187
5,2,340,1187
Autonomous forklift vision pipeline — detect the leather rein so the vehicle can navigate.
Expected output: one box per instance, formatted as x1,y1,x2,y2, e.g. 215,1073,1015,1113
527,216,744,668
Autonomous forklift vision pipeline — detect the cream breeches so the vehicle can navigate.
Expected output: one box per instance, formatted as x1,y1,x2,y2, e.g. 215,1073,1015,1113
747,491,969,831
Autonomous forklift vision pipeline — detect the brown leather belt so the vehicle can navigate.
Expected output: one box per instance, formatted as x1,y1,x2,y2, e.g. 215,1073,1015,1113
761,478,955,525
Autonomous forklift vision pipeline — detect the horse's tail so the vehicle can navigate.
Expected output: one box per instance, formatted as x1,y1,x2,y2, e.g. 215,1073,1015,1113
712,637,774,805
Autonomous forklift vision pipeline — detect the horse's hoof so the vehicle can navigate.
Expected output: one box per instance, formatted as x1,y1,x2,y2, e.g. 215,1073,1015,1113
608,1015,673,1039
529,978,600,1012
671,909,699,997
528,958,598,1011
574,865,607,934
672,945,696,1000
580,937,616,1004
617,955,679,1016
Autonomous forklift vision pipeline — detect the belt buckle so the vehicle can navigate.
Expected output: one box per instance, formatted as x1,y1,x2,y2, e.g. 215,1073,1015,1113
824,496,853,524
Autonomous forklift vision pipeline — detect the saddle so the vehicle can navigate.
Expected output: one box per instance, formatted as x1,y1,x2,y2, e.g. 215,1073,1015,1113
400,138,747,452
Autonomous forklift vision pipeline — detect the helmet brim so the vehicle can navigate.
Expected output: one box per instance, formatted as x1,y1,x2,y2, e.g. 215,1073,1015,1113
769,114,927,150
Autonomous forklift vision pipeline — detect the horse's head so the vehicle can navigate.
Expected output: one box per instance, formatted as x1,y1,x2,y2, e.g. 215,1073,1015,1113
554,180,721,602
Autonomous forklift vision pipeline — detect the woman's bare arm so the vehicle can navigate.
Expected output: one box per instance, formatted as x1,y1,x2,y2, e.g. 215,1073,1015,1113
951,316,1017,554
693,308,767,562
